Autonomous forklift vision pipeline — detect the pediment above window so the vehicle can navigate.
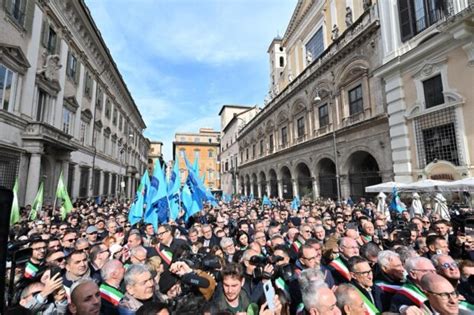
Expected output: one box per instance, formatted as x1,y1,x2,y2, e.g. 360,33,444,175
0,44,30,74
64,96,79,112
94,119,103,130
81,109,93,122
411,57,447,79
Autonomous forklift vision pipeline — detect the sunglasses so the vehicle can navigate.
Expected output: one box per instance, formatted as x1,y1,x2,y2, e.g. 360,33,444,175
55,257,65,263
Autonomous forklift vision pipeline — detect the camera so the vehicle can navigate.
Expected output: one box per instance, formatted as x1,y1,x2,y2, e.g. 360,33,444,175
249,255,285,280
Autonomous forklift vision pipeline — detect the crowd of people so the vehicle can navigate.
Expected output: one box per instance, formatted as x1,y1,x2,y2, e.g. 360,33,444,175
6,195,474,315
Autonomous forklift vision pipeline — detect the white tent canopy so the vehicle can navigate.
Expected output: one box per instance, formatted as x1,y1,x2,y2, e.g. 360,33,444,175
400,179,448,192
365,182,407,193
437,177,474,192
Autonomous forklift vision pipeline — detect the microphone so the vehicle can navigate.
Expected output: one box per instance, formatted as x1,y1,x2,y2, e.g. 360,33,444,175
181,272,210,288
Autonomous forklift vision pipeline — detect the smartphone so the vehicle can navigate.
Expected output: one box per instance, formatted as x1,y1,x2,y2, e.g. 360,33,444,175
263,281,276,311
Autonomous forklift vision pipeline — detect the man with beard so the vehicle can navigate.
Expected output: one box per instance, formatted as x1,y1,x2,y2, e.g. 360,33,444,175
68,279,101,315
209,263,251,314
45,250,66,271
63,250,91,295
374,250,406,311
24,236,47,279
329,237,359,285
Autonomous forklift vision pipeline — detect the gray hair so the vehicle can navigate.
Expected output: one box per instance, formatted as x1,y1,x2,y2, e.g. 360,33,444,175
377,250,400,269
70,278,96,300
396,246,418,264
298,268,327,292
405,256,432,273
301,278,328,311
74,238,89,249
130,246,147,258
220,237,234,249
335,284,358,311
241,249,258,263
124,264,150,287
431,254,450,268
101,259,122,281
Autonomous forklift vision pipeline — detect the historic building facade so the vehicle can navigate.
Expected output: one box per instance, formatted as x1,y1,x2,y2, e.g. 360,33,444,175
219,105,259,196
0,0,148,205
173,128,221,191
238,0,393,201
376,0,474,182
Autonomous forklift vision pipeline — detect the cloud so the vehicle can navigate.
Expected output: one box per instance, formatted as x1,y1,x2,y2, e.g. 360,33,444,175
85,0,297,160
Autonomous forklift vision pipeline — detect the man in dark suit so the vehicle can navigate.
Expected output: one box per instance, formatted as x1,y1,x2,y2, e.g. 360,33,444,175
147,224,188,268
200,224,220,248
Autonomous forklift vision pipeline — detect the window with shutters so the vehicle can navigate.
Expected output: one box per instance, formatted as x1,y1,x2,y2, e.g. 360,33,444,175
112,108,118,125
252,144,256,159
105,100,111,119
84,71,93,98
281,126,288,146
423,74,444,109
246,148,249,161
259,140,264,156
96,86,103,110
318,104,329,127
5,0,27,27
66,52,79,84
398,0,447,42
0,64,17,112
269,134,274,153
36,89,51,122
62,106,74,135
42,22,58,54
349,85,363,115
297,117,305,138
80,120,89,145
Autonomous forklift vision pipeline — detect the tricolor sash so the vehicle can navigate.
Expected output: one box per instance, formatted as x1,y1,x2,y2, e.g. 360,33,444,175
24,262,39,278
275,277,290,300
99,283,124,306
159,248,173,265
374,280,402,293
292,240,302,253
296,302,305,315
459,300,474,313
398,282,427,307
352,285,380,315
329,257,351,281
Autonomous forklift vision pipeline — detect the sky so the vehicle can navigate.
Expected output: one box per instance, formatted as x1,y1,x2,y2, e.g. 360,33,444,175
85,0,297,161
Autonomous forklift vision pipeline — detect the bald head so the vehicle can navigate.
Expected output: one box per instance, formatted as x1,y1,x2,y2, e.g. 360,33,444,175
420,273,458,315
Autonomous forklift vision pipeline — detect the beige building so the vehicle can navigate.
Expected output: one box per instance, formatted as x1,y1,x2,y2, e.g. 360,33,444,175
219,105,259,195
0,0,148,204
376,0,474,182
238,0,393,201
173,128,221,191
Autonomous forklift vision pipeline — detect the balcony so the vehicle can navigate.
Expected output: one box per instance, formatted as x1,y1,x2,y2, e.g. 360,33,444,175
22,122,77,152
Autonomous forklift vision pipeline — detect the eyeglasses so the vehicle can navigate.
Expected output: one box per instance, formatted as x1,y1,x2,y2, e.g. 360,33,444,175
303,255,317,261
156,230,169,237
303,230,312,233
78,247,90,252
427,290,459,300
32,246,46,251
439,262,458,270
353,270,372,276
87,232,97,235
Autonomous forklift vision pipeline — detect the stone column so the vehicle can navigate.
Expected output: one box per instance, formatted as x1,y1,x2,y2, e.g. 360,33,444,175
257,181,262,198
266,182,271,198
234,175,239,195
98,170,104,197
292,179,299,198
340,174,350,201
244,182,248,196
88,168,94,197
127,176,132,200
250,180,255,197
25,152,42,205
277,179,283,199
312,177,319,200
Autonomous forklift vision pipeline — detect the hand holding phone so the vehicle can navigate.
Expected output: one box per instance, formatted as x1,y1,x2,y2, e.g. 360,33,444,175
263,281,276,312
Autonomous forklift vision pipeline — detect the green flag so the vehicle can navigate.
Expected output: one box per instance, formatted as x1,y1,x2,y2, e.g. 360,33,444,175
10,178,20,226
56,171,73,220
30,182,44,220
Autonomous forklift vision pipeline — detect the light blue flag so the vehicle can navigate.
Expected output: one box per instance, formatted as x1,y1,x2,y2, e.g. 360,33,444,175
168,161,181,221
249,193,254,201
184,156,209,204
291,196,300,210
192,156,199,175
263,195,271,206
144,160,170,230
129,170,150,225
390,187,404,213
182,182,201,222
